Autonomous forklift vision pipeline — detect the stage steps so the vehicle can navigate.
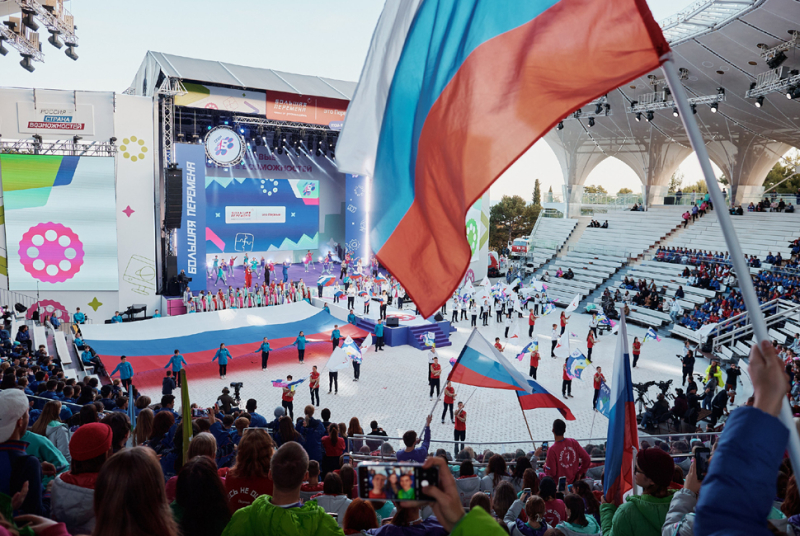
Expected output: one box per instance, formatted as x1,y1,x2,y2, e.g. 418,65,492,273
407,323,452,349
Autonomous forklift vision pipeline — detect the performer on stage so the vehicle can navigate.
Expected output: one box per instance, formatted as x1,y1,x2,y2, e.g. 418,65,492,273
212,343,232,379
441,381,456,424
310,366,320,406
257,337,271,370
374,320,385,351
244,265,252,289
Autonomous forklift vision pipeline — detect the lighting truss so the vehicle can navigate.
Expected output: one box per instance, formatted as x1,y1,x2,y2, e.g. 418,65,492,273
0,0,79,67
232,115,336,132
745,68,800,99
0,139,116,157
629,91,724,113
17,0,78,47
758,31,798,65
562,95,611,121
0,20,42,61
659,0,759,46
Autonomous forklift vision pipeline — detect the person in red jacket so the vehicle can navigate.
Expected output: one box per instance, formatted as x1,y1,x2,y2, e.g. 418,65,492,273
544,419,591,484
530,347,540,379
454,401,466,458
593,367,605,411
528,310,537,338
560,311,570,335
441,381,456,424
429,358,442,400
632,336,642,367
494,338,505,353
309,366,320,407
562,358,572,398
281,376,295,421
586,330,596,363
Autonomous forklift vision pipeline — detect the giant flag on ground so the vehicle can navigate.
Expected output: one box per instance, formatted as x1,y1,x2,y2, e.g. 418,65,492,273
603,313,639,505
335,0,670,317
448,329,532,393
517,379,575,420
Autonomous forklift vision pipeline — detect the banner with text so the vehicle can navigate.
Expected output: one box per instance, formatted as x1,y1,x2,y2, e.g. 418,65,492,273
174,83,266,115
266,90,348,127
345,174,369,261
175,144,207,292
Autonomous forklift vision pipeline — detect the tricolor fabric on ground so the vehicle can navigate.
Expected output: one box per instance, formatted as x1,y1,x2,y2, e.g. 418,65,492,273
80,302,367,376
337,0,670,316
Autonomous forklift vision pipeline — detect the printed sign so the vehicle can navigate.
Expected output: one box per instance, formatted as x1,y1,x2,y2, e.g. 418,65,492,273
17,102,95,135
225,206,286,224
204,126,245,166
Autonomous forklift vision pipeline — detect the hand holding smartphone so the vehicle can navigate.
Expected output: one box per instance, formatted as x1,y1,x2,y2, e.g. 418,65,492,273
357,462,439,503
693,446,711,481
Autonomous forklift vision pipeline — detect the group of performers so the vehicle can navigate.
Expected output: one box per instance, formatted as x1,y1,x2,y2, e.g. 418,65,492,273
182,280,314,313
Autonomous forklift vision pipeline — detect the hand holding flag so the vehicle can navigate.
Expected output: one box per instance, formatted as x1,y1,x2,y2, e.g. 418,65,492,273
644,327,662,343
516,340,538,362
566,350,588,380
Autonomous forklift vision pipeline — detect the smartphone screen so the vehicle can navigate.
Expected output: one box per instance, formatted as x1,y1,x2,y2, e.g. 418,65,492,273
557,476,567,493
343,454,350,465
694,447,711,480
357,463,438,502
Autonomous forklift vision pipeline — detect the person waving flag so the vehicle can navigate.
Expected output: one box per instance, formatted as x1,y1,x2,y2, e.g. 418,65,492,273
335,0,670,316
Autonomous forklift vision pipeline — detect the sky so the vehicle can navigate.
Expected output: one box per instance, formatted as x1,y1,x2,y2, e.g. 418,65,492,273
0,0,753,202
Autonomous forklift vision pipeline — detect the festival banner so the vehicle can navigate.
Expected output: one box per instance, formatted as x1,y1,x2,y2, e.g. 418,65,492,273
266,90,349,127
345,174,369,261
175,144,207,291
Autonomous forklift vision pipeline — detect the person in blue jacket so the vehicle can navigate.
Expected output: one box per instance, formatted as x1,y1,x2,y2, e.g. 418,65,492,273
110,355,134,390
375,319,385,351
73,307,86,324
694,340,789,536
15,326,32,352
111,311,123,323
347,309,358,326
331,325,341,351
296,405,327,463
282,260,290,283
212,343,232,379
80,346,106,375
257,337,271,370
293,331,306,363
152,309,161,318
164,349,188,387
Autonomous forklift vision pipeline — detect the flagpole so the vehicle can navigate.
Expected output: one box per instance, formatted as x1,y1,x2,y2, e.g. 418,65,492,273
516,397,537,450
662,55,800,472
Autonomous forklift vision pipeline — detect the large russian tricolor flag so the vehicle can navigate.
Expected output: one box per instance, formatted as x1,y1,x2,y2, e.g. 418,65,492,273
336,0,670,316
448,329,532,393
517,379,575,420
603,313,639,505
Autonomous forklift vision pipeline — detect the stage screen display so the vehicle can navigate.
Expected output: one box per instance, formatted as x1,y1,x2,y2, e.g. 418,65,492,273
0,154,118,290
205,177,319,254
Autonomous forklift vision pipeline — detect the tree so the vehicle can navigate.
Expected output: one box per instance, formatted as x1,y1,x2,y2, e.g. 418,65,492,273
532,179,542,206
489,195,541,250
617,187,634,195
683,180,708,194
668,170,684,193
763,155,800,194
583,184,608,194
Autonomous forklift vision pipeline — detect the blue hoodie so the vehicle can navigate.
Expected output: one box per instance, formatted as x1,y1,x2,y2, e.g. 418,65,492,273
212,348,232,365
293,336,306,350
165,354,188,372
110,361,134,380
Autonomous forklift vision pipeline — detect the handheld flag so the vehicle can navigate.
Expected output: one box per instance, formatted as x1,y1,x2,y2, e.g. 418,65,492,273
644,327,662,343
325,347,350,372
318,275,336,287
359,290,369,298
566,350,588,379
554,330,570,358
509,321,520,340
335,0,670,317
272,377,307,391
603,313,639,505
448,329,532,393
596,381,612,418
516,340,538,362
565,294,581,314
360,333,373,351
421,331,436,347
334,290,345,299
596,314,616,328
542,302,557,316
479,276,491,288
517,379,575,420
375,273,388,284
342,336,363,363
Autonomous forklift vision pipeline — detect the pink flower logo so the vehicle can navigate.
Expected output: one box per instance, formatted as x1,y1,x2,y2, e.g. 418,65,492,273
19,223,85,283
26,299,70,322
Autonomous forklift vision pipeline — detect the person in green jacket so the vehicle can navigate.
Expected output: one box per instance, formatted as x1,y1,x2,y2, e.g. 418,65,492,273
221,441,344,536
600,447,676,536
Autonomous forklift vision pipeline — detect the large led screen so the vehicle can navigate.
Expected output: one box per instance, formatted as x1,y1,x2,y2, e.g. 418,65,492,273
205,177,319,254
0,155,119,290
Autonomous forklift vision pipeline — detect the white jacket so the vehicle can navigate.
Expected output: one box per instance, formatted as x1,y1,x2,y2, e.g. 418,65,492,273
456,475,482,507
479,473,512,495
313,494,351,527
51,474,96,535
46,422,71,463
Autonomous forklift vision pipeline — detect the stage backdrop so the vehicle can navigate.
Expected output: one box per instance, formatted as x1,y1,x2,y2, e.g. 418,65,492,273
0,154,119,291
345,174,369,261
175,143,207,292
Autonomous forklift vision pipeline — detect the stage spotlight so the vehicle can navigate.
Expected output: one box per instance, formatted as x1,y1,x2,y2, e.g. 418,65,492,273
716,87,725,97
691,104,697,115
48,31,63,49
766,50,787,70
20,55,34,73
109,137,117,144
192,134,200,143
635,112,641,122
0,37,7,56
755,96,764,108
22,11,38,31
710,102,718,113
645,111,654,122
177,132,185,142
594,103,603,115
65,44,78,61
588,117,595,127
786,87,800,100
239,128,245,134
556,121,563,130
672,107,679,117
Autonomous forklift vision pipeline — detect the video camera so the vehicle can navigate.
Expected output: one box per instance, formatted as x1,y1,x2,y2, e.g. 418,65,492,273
633,380,656,395
230,382,243,404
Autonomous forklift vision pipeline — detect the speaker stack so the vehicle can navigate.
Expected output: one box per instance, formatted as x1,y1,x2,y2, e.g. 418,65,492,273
164,165,183,229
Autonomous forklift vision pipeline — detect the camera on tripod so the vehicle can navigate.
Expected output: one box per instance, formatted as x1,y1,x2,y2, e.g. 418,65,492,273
230,382,243,404
656,379,674,398
633,380,655,396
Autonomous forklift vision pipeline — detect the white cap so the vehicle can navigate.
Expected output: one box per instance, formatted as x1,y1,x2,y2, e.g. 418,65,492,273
0,390,29,443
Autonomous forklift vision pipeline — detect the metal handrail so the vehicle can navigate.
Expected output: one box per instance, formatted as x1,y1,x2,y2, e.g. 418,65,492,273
712,300,800,351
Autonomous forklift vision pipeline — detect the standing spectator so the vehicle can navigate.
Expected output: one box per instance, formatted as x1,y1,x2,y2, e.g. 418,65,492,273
681,342,695,386
162,371,176,396
221,442,344,536
224,430,274,513
725,363,741,405
562,358,573,399
396,416,432,464
297,405,326,463
441,381,456,424
454,402,466,459
632,337,641,368
92,447,179,536
593,368,605,412
321,424,346,477
544,419,591,484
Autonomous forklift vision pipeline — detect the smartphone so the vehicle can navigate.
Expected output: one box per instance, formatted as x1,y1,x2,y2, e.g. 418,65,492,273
557,476,567,493
567,484,573,493
694,446,711,481
357,462,439,502
343,454,351,465
540,442,549,459
522,488,531,495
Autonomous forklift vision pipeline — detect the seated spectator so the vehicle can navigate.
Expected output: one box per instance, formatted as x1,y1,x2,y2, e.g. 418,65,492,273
456,460,481,506
480,454,511,494
30,400,71,463
639,394,670,430
602,220,609,228
225,429,274,513
540,477,566,526
166,432,217,502
365,419,388,452
600,447,675,536
274,415,304,448
313,473,352,527
300,460,325,501
50,422,113,535
343,499,379,534
557,493,602,535
492,481,518,523
505,493,548,535
787,203,795,213
174,456,231,536
93,447,179,536
748,202,755,212
221,441,343,536
366,506,446,535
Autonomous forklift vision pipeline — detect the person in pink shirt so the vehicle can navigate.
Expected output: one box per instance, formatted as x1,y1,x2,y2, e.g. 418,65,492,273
543,419,591,485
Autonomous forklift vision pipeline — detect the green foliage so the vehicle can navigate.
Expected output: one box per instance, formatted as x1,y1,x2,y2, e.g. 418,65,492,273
763,155,800,193
668,170,684,193
617,187,634,195
489,195,541,250
682,180,708,194
583,184,608,194
532,179,542,206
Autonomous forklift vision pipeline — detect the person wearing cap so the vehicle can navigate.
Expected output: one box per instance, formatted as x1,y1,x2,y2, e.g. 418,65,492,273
50,422,113,535
599,447,676,536
109,355,134,390
0,389,52,515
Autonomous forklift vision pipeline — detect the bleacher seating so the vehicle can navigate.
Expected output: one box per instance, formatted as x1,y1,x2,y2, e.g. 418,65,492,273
524,218,578,273
32,324,47,352
53,331,72,366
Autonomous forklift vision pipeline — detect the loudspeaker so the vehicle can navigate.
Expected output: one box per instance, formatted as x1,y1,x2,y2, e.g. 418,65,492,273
386,317,399,327
164,166,183,229
14,303,27,313
434,313,444,322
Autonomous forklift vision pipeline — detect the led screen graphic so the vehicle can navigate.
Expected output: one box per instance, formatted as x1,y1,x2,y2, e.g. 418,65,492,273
205,176,319,254
0,155,119,290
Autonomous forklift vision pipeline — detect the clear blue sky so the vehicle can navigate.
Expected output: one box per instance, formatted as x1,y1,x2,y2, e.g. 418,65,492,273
1,0,708,197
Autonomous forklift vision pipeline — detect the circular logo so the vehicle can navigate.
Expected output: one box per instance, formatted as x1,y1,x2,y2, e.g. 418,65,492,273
204,126,245,166
463,269,475,285
120,135,148,162
19,222,85,283
27,299,69,321
466,218,479,255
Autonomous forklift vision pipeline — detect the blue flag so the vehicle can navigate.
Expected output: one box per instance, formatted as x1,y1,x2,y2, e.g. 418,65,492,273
566,349,588,379
597,381,612,417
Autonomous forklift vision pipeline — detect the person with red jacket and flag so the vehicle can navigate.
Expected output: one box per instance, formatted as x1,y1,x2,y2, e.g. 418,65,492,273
530,347,540,379
441,381,456,424
560,311,570,335
593,367,605,412
429,357,442,399
282,376,295,421
528,310,537,338
544,419,591,485
562,358,573,399
454,401,466,458
309,366,320,407
587,330,596,363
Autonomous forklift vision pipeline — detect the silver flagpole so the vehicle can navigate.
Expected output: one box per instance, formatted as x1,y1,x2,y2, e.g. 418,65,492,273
661,54,800,470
